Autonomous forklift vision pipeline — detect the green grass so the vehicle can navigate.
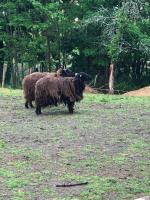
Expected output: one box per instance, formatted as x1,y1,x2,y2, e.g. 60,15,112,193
7,178,29,189
0,88,150,200
0,88,22,97
0,168,15,178
84,93,150,105
13,190,26,200
129,140,149,151
0,140,6,149
0,139,54,199
113,153,127,166
61,174,150,200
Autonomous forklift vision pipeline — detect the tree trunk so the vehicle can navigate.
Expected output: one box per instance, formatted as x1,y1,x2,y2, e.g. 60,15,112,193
46,36,51,71
109,63,115,94
21,63,24,80
12,58,17,88
0,41,4,83
2,63,8,88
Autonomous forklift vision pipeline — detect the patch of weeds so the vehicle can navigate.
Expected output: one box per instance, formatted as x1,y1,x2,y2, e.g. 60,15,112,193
84,94,113,104
0,140,6,149
100,153,112,160
60,150,76,161
13,189,26,200
58,198,80,200
0,168,15,178
42,188,58,199
80,176,150,200
126,178,150,194
83,94,150,106
62,130,75,139
55,198,79,200
113,153,127,166
62,173,87,183
99,154,113,168
84,144,93,152
27,172,46,182
9,147,42,161
26,151,43,161
129,139,149,152
10,147,32,155
10,160,30,170
0,88,22,97
136,160,150,176
74,157,99,170
42,169,53,177
81,176,118,200
99,98,110,103
7,177,29,189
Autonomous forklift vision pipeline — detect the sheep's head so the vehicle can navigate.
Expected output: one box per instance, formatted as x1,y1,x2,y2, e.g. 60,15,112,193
57,68,75,77
75,72,92,82
63,69,75,77
74,72,91,98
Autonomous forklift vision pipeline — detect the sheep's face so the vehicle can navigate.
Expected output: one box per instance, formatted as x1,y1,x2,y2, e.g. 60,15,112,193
74,72,91,98
74,79,85,98
75,72,92,82
57,68,75,77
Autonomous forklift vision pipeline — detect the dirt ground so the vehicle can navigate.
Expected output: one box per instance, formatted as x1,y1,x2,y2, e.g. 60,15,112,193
0,90,150,200
84,85,98,94
85,85,150,96
123,86,150,96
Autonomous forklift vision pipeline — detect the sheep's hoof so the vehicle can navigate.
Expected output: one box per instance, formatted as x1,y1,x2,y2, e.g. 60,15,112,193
36,108,42,115
25,103,29,109
69,109,74,114
67,102,74,114
36,111,42,115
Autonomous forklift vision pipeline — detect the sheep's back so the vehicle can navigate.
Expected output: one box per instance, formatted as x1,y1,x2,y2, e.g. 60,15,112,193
22,72,49,100
35,77,61,106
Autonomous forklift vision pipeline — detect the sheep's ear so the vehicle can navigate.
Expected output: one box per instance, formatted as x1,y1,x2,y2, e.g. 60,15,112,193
75,73,78,76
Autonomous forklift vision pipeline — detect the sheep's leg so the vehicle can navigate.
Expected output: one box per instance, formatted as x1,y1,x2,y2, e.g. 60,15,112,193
36,105,42,115
67,102,74,114
25,101,29,109
53,97,58,107
29,101,34,108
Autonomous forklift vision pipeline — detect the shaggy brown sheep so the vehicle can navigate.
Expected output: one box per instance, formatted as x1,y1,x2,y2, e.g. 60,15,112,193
35,72,91,115
22,68,74,108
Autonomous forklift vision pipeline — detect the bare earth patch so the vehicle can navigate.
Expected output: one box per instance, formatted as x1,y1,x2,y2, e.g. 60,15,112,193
124,86,150,96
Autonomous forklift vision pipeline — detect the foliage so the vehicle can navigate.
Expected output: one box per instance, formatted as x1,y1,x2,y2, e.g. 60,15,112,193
0,0,150,89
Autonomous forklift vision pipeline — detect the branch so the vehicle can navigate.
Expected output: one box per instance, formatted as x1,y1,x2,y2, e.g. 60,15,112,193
56,182,88,187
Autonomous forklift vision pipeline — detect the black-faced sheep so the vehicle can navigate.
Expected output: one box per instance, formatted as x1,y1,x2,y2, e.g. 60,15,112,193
22,68,74,108
35,72,91,115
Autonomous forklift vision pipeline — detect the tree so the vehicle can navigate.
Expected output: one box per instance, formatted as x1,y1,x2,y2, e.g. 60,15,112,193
76,0,150,89
0,0,149,90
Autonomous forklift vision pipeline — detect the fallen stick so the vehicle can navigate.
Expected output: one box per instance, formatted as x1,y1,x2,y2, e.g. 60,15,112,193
56,182,88,187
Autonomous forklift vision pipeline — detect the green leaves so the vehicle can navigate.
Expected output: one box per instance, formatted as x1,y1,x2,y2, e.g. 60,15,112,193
0,0,150,88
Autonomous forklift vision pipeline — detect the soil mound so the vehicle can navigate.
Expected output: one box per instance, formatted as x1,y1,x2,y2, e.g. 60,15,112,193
123,86,150,96
85,85,99,93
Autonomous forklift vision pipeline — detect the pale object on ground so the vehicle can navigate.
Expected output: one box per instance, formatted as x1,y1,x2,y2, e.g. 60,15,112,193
135,196,150,200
